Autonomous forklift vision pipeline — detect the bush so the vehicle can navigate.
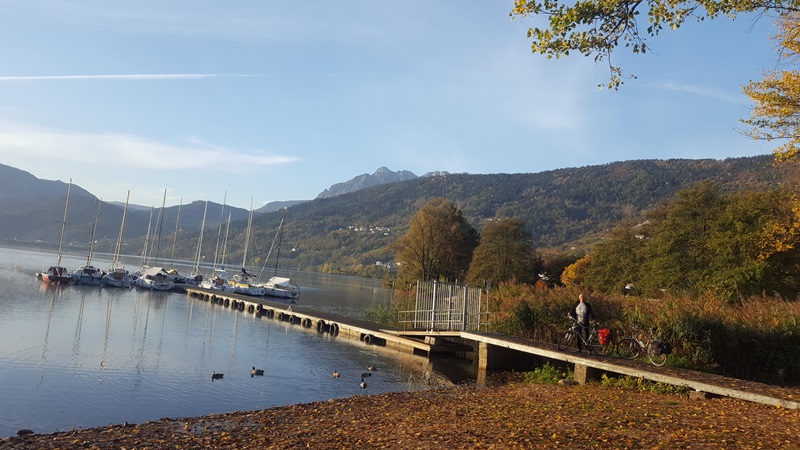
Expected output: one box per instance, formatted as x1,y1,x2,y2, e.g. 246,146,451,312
364,304,395,325
524,364,571,384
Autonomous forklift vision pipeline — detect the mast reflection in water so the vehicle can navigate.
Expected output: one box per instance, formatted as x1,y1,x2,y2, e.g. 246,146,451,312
0,246,468,438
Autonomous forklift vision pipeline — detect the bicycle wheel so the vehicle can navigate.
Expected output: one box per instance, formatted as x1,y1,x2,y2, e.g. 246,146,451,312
557,331,575,351
648,350,668,366
616,338,642,360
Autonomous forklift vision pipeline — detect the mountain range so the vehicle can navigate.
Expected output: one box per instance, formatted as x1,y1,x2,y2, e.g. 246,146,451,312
0,156,788,276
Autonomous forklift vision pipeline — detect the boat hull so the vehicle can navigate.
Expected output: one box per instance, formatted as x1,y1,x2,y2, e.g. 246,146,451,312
136,278,175,291
39,266,72,284
73,265,104,285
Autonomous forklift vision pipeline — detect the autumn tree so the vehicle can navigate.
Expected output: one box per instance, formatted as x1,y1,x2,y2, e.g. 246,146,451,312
391,198,478,284
465,217,539,286
638,181,727,295
510,0,796,88
576,181,800,301
561,254,591,287
743,12,800,163
581,220,647,294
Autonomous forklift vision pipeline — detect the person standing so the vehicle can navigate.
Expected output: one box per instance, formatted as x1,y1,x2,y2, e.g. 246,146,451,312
569,293,594,353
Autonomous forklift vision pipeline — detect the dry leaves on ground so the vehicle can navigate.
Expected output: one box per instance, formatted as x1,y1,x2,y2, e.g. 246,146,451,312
3,378,799,449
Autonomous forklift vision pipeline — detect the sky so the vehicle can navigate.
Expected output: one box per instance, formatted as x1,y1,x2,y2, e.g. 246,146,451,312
0,1,782,210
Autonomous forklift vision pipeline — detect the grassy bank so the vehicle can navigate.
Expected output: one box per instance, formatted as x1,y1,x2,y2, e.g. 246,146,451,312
486,284,800,385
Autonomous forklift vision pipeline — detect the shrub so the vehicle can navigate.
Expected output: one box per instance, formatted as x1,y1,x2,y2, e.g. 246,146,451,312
524,364,571,384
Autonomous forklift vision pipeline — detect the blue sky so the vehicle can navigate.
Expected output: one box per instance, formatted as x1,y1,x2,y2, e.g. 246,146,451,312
0,1,780,209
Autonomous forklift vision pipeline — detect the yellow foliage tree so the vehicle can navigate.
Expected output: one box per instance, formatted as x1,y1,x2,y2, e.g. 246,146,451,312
560,254,590,287
511,0,792,89
743,13,800,163
757,192,800,259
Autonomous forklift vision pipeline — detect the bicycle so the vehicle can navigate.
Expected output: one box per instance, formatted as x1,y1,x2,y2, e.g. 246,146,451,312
557,317,615,355
616,326,672,366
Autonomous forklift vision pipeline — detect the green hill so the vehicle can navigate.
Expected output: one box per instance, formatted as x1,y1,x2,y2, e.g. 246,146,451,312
0,155,788,277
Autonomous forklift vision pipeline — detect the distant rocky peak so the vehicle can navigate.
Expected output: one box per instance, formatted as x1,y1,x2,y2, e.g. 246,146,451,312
422,171,451,177
316,167,419,199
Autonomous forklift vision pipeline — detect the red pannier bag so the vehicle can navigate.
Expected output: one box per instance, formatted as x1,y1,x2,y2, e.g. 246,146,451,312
598,328,610,345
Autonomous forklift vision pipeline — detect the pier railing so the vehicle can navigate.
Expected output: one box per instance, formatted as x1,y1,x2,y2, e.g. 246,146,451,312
397,280,489,332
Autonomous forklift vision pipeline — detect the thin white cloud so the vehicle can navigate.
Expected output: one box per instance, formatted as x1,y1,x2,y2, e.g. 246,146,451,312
0,74,262,82
0,122,297,171
658,81,745,104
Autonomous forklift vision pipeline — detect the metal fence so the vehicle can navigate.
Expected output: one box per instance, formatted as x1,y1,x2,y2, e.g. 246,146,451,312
397,280,488,331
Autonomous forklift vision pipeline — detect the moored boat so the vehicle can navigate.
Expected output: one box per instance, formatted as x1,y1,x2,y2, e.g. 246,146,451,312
199,267,236,292
231,268,266,296
104,190,132,288
104,266,133,288
254,208,300,300
38,265,73,284
74,199,104,285
73,264,105,285
38,179,73,285
136,266,175,291
260,276,300,300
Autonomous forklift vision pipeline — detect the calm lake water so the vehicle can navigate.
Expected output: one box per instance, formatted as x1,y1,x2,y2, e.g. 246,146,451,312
0,246,468,438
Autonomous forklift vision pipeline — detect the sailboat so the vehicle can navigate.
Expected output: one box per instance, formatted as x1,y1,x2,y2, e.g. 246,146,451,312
136,189,174,291
165,198,186,284
199,209,235,292
73,199,105,285
136,266,175,291
183,200,208,286
256,208,300,300
37,179,73,284
104,190,133,288
231,199,266,296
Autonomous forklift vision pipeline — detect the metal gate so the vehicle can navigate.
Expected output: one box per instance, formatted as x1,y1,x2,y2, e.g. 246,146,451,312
398,280,487,331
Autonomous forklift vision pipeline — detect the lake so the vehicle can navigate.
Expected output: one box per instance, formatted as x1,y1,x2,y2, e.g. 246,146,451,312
0,246,470,438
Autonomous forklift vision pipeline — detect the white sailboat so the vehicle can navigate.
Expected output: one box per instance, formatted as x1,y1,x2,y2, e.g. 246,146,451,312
199,208,235,292
231,199,266,296
165,198,187,284
136,266,175,291
105,190,133,288
256,208,300,300
73,199,104,285
183,200,208,286
37,179,73,284
136,189,174,291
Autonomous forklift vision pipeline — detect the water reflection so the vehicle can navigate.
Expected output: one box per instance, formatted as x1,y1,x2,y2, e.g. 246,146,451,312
71,292,86,370
38,286,58,387
0,246,474,438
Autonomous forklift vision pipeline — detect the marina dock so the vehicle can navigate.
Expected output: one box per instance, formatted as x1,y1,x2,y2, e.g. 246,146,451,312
183,286,800,410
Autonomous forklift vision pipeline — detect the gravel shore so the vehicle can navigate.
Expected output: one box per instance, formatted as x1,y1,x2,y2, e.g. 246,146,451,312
3,374,799,449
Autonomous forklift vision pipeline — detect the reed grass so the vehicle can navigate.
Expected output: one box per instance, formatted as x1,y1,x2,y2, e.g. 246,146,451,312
487,283,800,386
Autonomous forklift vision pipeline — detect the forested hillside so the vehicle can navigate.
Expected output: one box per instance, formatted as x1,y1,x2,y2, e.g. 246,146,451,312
1,155,788,277
198,155,789,276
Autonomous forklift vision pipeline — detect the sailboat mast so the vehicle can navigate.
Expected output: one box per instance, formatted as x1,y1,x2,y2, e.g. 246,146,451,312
193,200,208,274
274,208,287,277
56,179,72,267
86,199,102,266
113,190,130,269
170,197,182,267
141,206,154,268
220,212,232,269
212,191,227,271
152,188,167,266
241,197,254,270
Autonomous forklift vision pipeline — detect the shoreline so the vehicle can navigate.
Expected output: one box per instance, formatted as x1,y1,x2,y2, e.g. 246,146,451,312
4,375,799,449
